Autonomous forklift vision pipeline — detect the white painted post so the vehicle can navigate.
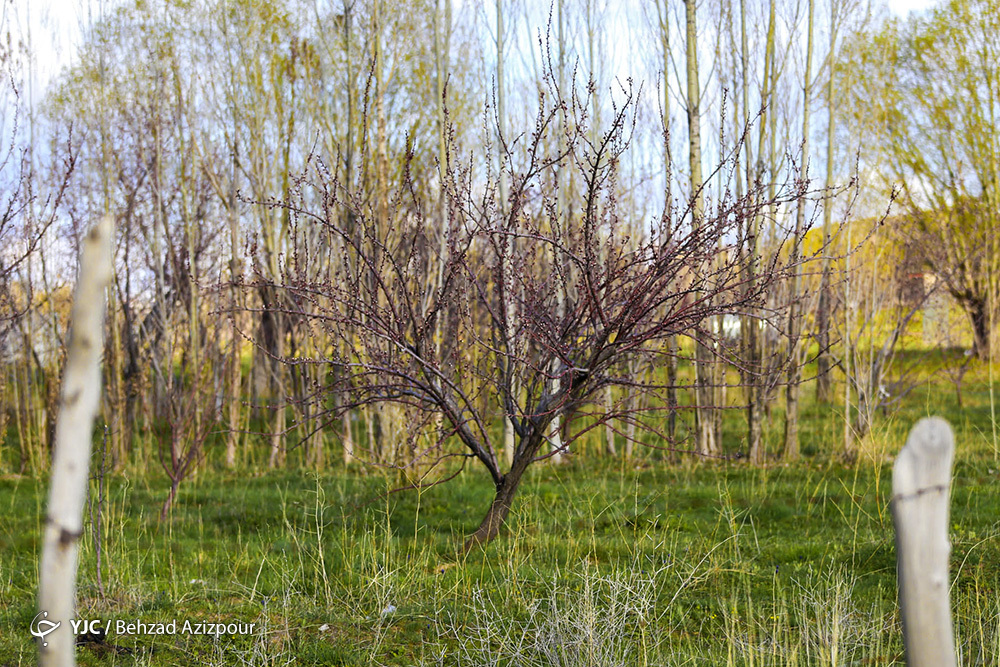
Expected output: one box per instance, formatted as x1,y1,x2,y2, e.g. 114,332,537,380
37,217,114,667
891,417,957,667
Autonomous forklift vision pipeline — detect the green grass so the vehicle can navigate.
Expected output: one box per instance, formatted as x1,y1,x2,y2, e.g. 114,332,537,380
1,368,999,665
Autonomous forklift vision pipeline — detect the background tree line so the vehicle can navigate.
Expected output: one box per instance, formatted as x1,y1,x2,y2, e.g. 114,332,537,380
1,0,996,532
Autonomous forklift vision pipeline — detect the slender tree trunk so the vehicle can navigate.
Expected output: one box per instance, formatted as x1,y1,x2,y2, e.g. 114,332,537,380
844,218,855,457
714,251,725,446
19,268,40,463
624,359,645,459
496,0,516,469
341,395,354,465
160,476,181,521
604,385,617,456
177,92,202,444
13,351,29,473
151,79,170,428
586,0,617,457
341,0,357,466
374,0,388,229
548,0,566,465
370,0,389,467
106,288,125,467
431,0,454,463
0,385,9,472
432,0,451,305
748,0,776,465
309,367,324,469
624,413,636,460
684,0,717,456
816,0,837,404
268,312,285,469
226,126,242,468
783,0,815,461
657,0,679,443
739,0,758,461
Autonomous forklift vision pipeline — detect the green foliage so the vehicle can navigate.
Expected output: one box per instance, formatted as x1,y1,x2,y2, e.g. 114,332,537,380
840,0,1000,355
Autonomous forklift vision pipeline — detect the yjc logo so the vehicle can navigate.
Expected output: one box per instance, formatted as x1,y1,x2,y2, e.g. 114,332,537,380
30,611,61,647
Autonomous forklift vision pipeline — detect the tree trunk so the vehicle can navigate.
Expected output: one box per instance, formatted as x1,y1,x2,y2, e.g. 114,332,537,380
747,0,777,465
549,358,564,463
816,268,832,401
816,2,837,404
783,0,814,461
496,0,516,470
624,359,643,459
226,131,242,468
748,390,764,463
107,288,125,467
160,477,180,521
267,307,285,469
464,432,542,551
966,297,992,360
843,217,855,458
463,472,521,552
374,0,388,228
667,338,679,442
341,0,357,467
657,0,678,444
604,385,617,456
684,0,717,456
784,384,801,460
341,393,354,465
547,0,565,466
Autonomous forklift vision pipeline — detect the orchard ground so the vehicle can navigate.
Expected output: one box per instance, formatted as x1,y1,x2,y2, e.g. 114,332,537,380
2,349,999,665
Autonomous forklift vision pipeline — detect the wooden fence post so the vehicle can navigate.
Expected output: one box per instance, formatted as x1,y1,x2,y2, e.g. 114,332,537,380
891,416,957,667
37,217,114,667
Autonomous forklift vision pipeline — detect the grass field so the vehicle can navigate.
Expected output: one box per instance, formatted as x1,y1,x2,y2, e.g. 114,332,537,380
2,360,999,665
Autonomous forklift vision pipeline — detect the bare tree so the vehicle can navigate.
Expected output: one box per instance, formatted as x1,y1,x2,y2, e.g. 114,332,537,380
157,364,213,520
266,63,806,548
